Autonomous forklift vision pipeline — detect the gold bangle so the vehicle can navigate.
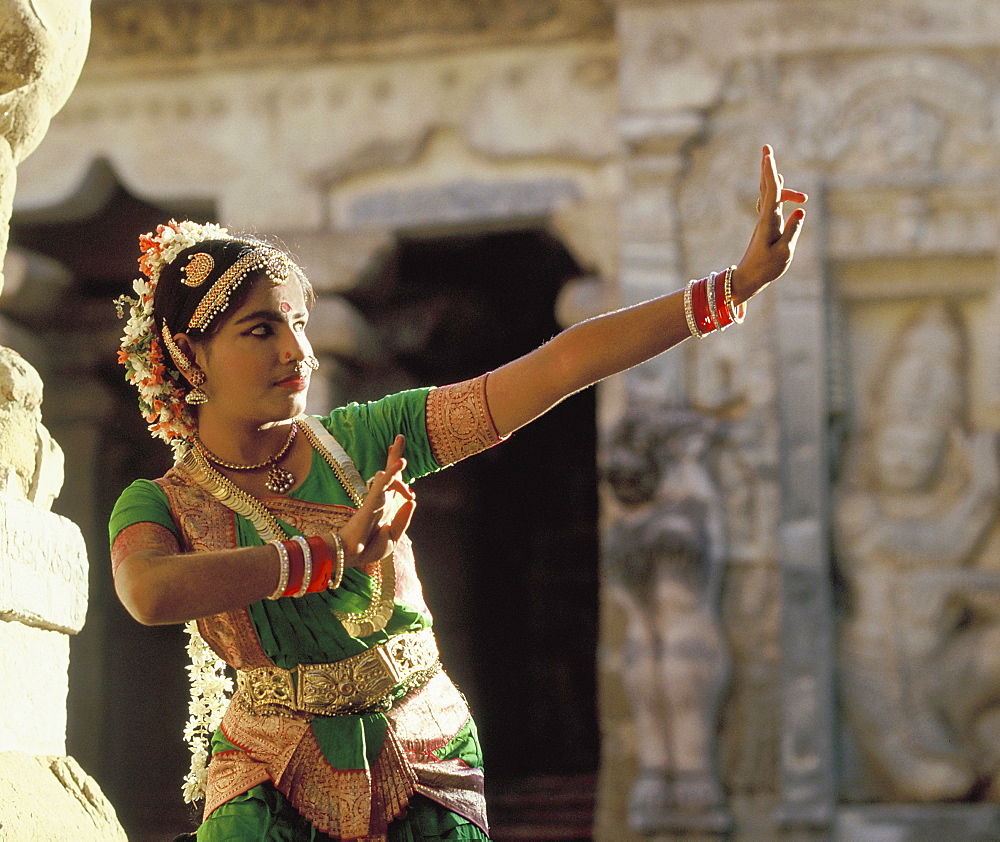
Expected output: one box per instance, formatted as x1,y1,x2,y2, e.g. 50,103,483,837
328,532,345,592
684,278,702,338
724,266,746,325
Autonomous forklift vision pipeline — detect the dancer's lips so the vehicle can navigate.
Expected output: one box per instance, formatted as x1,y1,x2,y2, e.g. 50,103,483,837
275,375,308,391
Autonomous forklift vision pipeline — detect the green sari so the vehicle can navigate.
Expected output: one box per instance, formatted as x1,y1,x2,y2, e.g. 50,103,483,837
111,382,502,840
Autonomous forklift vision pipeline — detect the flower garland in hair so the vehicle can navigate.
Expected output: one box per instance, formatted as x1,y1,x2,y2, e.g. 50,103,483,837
114,220,236,804
114,219,229,457
181,620,233,804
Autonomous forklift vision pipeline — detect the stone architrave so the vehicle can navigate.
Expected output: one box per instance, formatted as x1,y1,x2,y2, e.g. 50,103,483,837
0,0,127,837
603,405,732,837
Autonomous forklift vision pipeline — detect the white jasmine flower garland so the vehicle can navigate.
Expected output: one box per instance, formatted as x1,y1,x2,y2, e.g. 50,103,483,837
114,219,229,457
115,219,237,804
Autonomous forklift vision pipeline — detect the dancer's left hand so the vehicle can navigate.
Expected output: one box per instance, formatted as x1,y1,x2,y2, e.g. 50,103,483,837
730,145,808,302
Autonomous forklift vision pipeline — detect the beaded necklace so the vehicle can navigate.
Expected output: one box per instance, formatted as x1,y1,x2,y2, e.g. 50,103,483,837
193,421,298,494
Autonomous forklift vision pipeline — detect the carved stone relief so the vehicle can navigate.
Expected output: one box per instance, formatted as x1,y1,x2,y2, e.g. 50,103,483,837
836,302,1000,802
0,0,91,294
793,53,996,176
603,405,731,834
89,0,614,66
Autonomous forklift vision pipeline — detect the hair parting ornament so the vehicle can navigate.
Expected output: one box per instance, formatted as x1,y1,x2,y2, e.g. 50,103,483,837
114,219,302,457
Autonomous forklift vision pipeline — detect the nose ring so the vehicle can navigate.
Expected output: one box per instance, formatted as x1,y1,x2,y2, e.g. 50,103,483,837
294,355,320,376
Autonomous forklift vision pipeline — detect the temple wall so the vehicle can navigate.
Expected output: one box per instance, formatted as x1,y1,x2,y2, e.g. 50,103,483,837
8,0,1000,839
605,1,1000,840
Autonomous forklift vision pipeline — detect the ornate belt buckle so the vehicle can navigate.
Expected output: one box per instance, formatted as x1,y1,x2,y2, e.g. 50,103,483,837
373,641,405,685
242,667,295,714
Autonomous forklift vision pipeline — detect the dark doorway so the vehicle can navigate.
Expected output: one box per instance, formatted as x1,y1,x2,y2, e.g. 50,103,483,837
343,228,601,838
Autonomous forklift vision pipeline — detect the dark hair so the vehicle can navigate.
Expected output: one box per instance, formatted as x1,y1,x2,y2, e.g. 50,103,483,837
153,238,314,340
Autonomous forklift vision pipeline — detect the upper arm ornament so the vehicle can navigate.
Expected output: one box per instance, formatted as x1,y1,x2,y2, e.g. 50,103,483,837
111,522,180,578
425,373,505,468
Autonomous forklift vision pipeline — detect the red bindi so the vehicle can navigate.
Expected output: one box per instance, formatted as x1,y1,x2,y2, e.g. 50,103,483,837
280,302,292,313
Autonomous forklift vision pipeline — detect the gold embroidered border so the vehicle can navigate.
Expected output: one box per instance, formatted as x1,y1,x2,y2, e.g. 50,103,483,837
425,374,504,468
203,754,271,820
414,765,488,834
204,705,311,819
158,468,274,669
388,670,472,759
111,522,178,579
198,610,273,670
156,466,238,554
277,724,416,839
388,671,488,833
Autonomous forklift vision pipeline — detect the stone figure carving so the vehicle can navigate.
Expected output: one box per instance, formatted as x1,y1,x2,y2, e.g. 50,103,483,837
604,406,731,834
836,302,1000,801
0,0,91,295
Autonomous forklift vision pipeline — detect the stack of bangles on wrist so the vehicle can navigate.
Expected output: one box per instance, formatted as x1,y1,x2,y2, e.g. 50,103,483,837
683,265,747,339
267,533,346,600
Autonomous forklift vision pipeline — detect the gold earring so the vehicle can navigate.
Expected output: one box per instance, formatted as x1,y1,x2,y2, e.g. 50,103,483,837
185,368,209,405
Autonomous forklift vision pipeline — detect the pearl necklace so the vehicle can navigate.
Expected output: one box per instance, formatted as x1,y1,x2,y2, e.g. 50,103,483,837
193,421,298,494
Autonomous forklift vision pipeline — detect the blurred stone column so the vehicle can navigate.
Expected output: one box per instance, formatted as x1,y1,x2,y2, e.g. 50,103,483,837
596,4,718,833
0,0,126,836
771,174,836,837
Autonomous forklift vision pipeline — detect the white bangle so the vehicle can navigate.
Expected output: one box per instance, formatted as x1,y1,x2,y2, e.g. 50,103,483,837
328,533,345,591
706,271,722,332
267,539,290,600
292,535,312,598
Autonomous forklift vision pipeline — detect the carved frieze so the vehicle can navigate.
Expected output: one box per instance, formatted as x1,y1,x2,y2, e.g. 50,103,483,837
89,0,614,68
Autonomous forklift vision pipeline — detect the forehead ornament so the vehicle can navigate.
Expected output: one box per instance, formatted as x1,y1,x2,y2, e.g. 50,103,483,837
182,252,214,287
187,245,296,333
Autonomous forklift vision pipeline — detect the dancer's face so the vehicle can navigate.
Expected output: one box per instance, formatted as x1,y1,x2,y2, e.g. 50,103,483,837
187,274,314,429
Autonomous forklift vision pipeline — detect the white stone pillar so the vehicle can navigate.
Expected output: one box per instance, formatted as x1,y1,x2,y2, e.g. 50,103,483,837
0,0,127,836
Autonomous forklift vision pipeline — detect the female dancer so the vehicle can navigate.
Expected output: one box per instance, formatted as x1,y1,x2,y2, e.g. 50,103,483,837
110,146,805,841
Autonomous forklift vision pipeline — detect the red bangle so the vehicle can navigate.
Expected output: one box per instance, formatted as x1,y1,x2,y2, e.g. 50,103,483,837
304,536,334,593
713,272,734,328
692,277,715,336
282,538,306,597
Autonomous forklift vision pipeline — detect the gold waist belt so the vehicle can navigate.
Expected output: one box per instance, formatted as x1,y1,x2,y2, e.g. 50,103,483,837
236,628,440,717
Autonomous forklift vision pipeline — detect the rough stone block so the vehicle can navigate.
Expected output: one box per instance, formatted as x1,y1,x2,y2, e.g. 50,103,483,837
0,497,87,633
0,621,68,755
0,752,126,841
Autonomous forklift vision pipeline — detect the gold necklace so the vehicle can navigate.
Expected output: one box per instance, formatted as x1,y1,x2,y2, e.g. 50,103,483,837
183,416,395,637
298,417,395,636
194,421,297,494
